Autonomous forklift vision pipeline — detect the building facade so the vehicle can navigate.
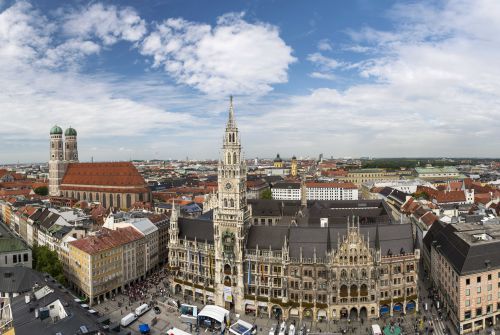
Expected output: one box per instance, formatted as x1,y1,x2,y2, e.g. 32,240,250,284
338,169,399,187
167,98,419,320
67,227,144,305
424,221,500,334
272,182,358,201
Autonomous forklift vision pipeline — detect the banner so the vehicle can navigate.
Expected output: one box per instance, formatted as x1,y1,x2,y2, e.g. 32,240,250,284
247,259,251,285
198,251,202,274
223,286,233,302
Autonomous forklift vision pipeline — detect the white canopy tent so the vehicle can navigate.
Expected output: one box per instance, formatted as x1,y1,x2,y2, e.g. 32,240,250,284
198,305,229,324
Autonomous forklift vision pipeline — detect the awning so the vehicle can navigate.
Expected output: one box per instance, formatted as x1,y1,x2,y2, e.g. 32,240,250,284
289,308,299,316
406,302,416,310
380,306,389,314
393,304,402,311
229,320,253,335
245,304,256,311
198,305,229,324
317,310,327,317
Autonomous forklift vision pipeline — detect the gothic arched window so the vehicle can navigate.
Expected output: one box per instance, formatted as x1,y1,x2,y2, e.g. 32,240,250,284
116,194,121,208
224,199,228,207
233,152,237,164
126,194,132,208
230,199,234,207
109,194,114,208
341,270,347,278
227,153,231,164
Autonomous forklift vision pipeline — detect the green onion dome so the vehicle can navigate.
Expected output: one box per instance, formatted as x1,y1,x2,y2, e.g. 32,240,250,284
50,125,63,135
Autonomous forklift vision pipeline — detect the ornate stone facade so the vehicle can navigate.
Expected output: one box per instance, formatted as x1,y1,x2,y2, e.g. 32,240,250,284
167,98,419,321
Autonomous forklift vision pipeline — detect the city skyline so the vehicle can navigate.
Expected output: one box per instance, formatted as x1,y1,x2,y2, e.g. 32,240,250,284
1,0,500,163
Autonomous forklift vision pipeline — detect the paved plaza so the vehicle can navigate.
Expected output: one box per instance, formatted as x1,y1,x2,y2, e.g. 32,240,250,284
85,267,499,335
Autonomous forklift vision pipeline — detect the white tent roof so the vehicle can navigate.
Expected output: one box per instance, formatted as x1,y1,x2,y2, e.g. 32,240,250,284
198,305,229,324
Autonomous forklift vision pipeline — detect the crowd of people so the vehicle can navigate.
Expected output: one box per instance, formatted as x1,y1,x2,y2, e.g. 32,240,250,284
121,268,171,305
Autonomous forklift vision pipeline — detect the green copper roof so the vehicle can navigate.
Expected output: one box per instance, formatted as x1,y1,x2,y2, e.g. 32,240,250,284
50,125,63,135
65,127,77,136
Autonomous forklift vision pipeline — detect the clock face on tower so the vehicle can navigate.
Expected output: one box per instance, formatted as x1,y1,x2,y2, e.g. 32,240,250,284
225,182,232,190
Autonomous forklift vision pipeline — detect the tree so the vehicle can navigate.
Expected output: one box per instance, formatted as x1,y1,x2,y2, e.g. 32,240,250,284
34,186,48,196
261,188,272,200
32,245,66,284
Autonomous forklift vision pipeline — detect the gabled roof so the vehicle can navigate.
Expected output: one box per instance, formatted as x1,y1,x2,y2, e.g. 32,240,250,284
246,225,288,250
0,267,45,294
178,217,214,242
69,227,143,255
61,162,146,187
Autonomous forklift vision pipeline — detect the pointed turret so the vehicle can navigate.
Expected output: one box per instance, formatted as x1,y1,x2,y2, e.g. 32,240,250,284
375,224,380,250
227,95,236,129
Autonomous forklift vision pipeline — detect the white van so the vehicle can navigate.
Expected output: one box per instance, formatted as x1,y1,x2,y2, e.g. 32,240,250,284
135,303,150,316
120,312,137,327
371,324,382,335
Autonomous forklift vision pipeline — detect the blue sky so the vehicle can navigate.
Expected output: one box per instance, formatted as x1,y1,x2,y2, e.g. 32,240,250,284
0,0,499,163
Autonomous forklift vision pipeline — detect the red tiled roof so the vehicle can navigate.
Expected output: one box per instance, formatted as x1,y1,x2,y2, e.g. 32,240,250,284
61,162,146,187
417,186,466,203
69,227,143,255
0,169,8,178
474,193,492,205
306,182,357,189
420,211,438,227
0,189,32,197
323,169,348,177
148,213,168,223
12,173,25,180
193,195,205,204
401,197,415,213
435,191,466,203
19,206,38,217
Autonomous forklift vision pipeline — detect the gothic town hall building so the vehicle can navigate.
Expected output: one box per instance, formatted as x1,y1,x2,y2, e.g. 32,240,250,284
168,98,420,321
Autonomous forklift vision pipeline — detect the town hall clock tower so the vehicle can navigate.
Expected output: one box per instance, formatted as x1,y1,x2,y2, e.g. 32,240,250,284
213,97,250,313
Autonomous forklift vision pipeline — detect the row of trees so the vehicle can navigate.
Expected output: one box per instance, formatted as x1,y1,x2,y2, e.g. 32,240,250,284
32,245,66,284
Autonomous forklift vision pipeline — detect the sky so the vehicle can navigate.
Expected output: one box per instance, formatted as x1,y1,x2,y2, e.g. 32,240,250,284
0,0,499,163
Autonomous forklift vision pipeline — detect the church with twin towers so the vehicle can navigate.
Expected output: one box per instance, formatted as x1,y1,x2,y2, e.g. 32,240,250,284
167,97,419,321
48,125,150,208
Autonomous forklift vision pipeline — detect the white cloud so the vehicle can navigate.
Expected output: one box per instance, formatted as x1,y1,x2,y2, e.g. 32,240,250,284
317,38,332,51
307,52,340,70
0,1,53,64
140,12,296,97
307,52,341,81
244,0,500,157
62,3,146,45
0,1,202,162
309,72,335,80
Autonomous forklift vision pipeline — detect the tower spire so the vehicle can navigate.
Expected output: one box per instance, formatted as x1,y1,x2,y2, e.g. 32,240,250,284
227,95,236,129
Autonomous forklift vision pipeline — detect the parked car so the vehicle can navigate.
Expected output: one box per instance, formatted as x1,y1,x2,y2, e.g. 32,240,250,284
154,306,161,315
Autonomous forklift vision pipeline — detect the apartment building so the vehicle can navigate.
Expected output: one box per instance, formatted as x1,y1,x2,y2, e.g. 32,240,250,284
424,221,500,334
272,181,358,201
67,227,143,305
338,169,399,187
